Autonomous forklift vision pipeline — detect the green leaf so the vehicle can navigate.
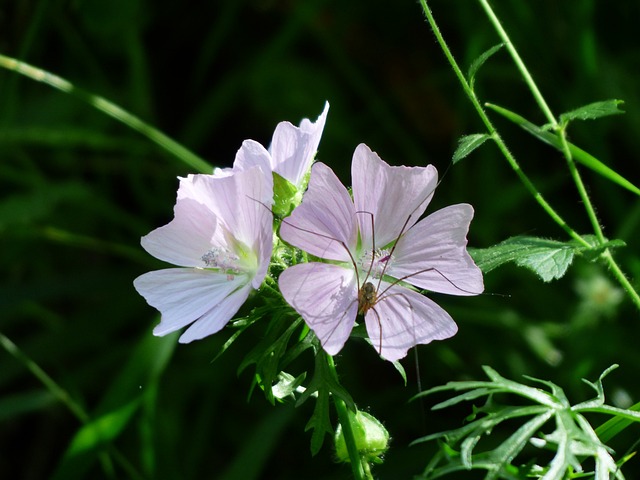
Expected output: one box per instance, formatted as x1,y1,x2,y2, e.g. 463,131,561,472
238,310,305,405
297,353,355,455
468,236,577,282
452,133,491,163
573,235,626,262
559,99,625,125
486,102,640,197
414,365,632,480
468,43,504,90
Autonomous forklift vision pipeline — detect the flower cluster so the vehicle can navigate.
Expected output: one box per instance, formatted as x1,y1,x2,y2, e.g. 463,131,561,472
134,102,483,361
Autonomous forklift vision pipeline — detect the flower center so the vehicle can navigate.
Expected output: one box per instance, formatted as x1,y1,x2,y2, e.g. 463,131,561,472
201,247,240,273
358,248,393,279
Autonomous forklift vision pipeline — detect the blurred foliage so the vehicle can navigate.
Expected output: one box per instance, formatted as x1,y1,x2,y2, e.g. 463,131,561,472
1,0,639,478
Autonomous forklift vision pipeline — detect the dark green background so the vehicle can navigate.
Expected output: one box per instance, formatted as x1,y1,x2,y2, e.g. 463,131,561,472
1,1,639,478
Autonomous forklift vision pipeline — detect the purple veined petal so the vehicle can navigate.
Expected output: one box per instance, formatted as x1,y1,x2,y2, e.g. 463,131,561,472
177,166,273,251
364,282,458,362
279,262,358,356
140,198,218,267
280,162,357,262
351,143,438,249
134,268,248,336
389,204,484,296
179,283,253,343
270,102,329,188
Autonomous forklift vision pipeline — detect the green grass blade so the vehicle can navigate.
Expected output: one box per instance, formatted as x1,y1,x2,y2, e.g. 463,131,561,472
0,53,212,173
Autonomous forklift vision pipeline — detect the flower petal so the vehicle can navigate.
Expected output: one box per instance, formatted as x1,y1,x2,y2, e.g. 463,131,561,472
230,139,273,174
140,198,217,267
133,268,248,336
177,166,273,262
279,262,358,356
352,144,438,249
390,204,483,296
280,162,357,262
270,102,329,187
364,282,458,362
178,283,252,343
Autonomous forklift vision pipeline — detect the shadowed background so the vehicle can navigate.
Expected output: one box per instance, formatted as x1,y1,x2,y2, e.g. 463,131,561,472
1,0,639,478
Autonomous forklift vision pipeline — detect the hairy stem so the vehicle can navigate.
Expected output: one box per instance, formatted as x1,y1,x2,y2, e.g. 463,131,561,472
418,0,585,245
326,354,372,480
474,1,640,308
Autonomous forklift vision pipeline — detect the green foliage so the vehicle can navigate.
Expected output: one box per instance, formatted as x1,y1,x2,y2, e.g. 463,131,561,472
452,133,492,163
2,1,640,479
296,352,356,456
486,103,640,197
558,100,625,126
413,365,640,479
468,235,625,282
468,43,504,91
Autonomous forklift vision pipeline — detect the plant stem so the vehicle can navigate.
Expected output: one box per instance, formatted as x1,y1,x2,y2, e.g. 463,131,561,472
477,0,556,127
418,0,585,245
0,53,212,174
326,354,371,480
474,1,640,309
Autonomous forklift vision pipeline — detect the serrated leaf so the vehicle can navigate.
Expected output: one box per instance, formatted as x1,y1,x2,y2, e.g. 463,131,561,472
468,43,504,89
452,133,491,163
238,311,303,404
486,103,640,197
297,353,355,455
468,236,577,282
559,99,625,124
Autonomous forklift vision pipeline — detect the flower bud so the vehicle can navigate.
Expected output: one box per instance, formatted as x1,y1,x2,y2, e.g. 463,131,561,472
334,410,389,464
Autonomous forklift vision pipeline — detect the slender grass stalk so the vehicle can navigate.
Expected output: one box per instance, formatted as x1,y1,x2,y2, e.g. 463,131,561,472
0,332,88,422
0,53,212,174
0,332,145,479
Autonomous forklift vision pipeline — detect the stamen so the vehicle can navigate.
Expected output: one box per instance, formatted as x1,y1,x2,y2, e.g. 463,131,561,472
359,248,393,278
201,247,240,273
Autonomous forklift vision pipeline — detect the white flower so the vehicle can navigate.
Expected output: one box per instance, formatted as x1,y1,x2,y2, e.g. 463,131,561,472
134,166,273,343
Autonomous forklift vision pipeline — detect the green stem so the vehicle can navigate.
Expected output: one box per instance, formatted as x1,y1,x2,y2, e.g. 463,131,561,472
0,53,212,174
326,354,371,480
476,0,557,127
418,0,585,245
474,1,640,309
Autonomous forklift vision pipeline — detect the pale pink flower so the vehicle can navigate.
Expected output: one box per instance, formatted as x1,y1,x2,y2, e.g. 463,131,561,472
214,102,329,189
278,144,483,361
134,166,273,343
